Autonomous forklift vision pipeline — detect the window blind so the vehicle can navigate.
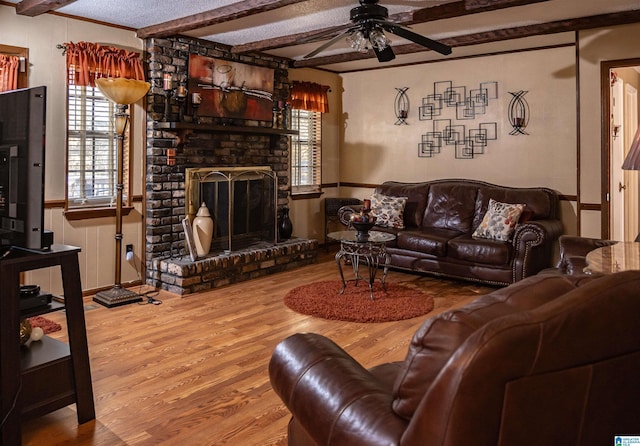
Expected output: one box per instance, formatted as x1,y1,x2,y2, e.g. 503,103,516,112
291,109,322,194
66,68,129,209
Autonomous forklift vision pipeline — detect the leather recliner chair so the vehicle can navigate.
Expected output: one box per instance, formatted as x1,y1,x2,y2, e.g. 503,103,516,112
269,271,640,445
555,234,618,275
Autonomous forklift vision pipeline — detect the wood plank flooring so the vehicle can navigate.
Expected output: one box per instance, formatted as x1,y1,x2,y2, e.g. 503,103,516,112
21,251,493,446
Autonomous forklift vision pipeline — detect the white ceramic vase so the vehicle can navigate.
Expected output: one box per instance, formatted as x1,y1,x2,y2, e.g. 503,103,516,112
192,202,213,257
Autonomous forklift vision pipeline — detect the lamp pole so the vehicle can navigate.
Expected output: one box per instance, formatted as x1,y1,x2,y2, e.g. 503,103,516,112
93,78,150,307
113,103,129,292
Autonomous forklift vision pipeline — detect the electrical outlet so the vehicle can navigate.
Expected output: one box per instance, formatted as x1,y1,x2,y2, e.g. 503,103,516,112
126,244,134,253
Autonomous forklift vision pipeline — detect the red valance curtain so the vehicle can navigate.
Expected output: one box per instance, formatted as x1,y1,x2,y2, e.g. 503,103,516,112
63,41,145,87
289,81,330,113
0,55,19,92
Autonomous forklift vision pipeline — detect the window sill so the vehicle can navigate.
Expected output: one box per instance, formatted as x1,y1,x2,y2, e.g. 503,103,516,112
291,191,323,200
64,206,135,221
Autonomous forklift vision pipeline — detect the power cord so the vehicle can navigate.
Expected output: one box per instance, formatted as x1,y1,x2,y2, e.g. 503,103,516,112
126,249,163,305
1,246,13,259
0,381,22,430
138,290,162,305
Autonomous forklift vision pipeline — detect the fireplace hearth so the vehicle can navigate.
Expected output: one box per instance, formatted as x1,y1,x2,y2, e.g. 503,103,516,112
149,238,317,295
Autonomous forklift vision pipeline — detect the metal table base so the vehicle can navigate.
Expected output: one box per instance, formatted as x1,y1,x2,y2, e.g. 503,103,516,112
328,230,396,300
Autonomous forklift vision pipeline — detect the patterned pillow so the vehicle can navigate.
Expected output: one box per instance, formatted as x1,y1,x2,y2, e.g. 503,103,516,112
371,192,408,228
472,199,525,241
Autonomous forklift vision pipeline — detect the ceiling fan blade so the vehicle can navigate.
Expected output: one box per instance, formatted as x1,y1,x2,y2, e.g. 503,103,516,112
303,27,357,59
297,24,352,45
381,21,452,55
373,45,395,62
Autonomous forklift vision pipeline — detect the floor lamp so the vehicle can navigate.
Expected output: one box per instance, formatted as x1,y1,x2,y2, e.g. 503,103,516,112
93,78,150,307
622,126,640,242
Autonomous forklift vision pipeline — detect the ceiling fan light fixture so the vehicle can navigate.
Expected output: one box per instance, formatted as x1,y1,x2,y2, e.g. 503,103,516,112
302,0,451,61
346,30,369,53
369,27,390,51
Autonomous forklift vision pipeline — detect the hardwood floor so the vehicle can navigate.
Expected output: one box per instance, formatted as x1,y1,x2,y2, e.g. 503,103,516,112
21,250,493,446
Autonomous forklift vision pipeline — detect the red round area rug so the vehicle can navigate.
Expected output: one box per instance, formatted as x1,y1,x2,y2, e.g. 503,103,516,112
284,280,434,323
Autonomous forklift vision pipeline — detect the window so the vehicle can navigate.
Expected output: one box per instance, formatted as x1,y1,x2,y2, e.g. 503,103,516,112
0,44,28,91
290,109,321,195
66,71,129,209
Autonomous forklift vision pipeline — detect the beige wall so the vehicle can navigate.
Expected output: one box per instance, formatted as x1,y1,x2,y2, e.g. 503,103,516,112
340,43,578,233
334,22,640,241
579,23,640,238
0,5,145,293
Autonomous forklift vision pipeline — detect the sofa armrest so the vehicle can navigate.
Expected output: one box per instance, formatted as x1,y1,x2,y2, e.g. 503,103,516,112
338,205,365,226
557,235,618,274
269,333,407,445
514,219,563,244
511,219,563,281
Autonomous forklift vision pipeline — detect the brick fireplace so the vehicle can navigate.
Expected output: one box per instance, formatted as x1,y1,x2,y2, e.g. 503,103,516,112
144,37,317,294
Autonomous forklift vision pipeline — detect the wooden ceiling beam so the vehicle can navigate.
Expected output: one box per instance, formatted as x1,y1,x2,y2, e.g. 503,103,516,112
231,0,549,55
231,24,350,54
15,0,77,17
412,0,548,22
292,9,640,68
464,0,547,11
137,0,300,39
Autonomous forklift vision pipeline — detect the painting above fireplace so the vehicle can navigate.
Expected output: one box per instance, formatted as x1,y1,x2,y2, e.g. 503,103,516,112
188,55,274,121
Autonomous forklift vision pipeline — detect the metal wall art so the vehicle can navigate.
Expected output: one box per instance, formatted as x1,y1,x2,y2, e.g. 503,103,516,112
394,87,409,125
418,80,498,159
507,90,530,135
419,119,497,159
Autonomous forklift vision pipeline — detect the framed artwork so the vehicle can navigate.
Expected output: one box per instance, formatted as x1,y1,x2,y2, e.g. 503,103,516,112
188,54,274,121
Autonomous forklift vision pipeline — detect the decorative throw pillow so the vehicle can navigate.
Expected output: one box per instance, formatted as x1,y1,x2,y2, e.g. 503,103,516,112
370,192,408,228
472,199,525,241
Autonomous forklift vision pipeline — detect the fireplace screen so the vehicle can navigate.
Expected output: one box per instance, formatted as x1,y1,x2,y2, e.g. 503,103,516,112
185,166,277,253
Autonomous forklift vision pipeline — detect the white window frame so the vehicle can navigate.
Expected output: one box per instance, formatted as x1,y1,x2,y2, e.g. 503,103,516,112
290,108,322,195
66,78,130,210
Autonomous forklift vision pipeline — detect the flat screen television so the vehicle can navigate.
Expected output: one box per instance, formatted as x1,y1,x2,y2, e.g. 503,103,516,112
0,86,49,251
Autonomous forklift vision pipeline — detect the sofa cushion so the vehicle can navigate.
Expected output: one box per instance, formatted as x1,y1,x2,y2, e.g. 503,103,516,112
376,182,431,228
391,274,595,420
422,184,477,232
472,198,525,241
371,192,408,228
448,234,512,265
397,228,461,256
473,187,553,230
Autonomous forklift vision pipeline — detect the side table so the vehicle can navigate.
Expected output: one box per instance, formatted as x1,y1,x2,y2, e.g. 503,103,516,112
0,244,95,445
327,230,396,300
584,241,640,274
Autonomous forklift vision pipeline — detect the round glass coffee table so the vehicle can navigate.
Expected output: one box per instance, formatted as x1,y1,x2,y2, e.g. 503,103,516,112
327,230,396,300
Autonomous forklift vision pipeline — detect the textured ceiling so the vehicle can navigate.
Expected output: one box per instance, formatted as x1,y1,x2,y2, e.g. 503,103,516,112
5,0,640,72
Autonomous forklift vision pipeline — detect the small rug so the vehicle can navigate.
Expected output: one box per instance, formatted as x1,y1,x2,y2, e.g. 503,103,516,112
284,280,434,323
28,316,62,334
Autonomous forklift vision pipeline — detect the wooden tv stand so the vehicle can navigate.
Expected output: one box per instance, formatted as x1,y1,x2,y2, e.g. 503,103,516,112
0,244,95,445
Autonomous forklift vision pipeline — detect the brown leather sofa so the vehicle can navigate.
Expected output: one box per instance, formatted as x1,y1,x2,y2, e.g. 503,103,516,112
269,271,640,446
339,179,563,286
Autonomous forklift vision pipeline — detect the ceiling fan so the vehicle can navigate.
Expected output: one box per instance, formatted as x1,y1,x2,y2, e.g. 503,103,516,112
303,0,452,62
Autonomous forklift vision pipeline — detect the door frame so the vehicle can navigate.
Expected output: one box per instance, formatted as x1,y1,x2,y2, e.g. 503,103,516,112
610,79,625,239
600,58,640,239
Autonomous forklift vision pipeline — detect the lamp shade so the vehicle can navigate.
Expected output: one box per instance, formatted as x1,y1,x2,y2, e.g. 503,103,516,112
95,77,150,105
622,126,640,170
